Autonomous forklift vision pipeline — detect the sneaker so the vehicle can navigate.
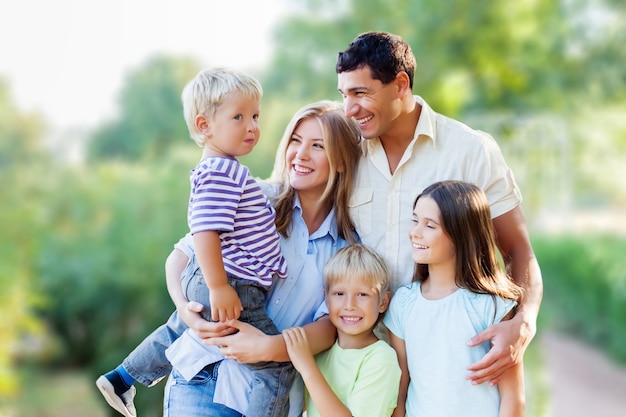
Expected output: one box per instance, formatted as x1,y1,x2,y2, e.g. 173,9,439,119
96,375,137,417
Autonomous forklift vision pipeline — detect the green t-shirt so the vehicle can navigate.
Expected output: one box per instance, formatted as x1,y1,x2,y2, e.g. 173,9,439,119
306,340,401,417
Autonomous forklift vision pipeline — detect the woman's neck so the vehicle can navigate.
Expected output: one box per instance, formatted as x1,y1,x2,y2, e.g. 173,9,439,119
297,191,332,235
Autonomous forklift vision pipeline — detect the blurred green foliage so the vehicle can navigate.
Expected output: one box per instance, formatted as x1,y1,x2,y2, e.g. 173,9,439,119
1,0,626,415
534,235,626,363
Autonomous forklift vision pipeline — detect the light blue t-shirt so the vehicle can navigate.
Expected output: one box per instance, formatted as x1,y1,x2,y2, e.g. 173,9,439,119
168,181,352,417
383,282,516,417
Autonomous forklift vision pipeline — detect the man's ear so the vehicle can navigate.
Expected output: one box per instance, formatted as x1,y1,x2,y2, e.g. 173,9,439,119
195,114,211,136
394,71,411,99
379,290,391,313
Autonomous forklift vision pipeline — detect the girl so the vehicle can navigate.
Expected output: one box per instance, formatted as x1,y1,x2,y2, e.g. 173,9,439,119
384,180,525,417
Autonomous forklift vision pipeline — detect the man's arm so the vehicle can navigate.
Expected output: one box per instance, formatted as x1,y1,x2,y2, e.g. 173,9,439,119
467,205,543,384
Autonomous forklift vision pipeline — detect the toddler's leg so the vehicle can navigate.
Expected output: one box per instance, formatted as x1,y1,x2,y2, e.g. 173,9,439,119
233,279,296,417
96,311,187,417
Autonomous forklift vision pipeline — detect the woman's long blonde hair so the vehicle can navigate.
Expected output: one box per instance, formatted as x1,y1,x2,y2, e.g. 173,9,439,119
269,100,361,243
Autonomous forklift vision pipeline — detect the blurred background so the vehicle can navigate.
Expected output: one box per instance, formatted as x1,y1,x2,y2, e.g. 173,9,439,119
1,0,625,416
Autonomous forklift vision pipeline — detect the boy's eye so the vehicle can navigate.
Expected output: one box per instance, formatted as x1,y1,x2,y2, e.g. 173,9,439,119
234,114,242,120
253,114,259,121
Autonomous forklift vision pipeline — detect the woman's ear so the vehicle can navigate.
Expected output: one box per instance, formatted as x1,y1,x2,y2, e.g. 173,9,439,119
195,114,211,136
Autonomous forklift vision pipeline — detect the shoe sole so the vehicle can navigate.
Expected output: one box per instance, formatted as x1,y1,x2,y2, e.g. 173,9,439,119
96,375,137,417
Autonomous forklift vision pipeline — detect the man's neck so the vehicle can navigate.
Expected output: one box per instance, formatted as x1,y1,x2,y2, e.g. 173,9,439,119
379,100,422,174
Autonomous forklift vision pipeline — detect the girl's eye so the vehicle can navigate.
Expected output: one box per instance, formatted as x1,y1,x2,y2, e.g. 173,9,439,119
313,143,325,149
289,137,301,143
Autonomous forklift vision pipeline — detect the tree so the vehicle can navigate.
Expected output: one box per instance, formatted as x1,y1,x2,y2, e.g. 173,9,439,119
87,55,200,161
262,0,626,116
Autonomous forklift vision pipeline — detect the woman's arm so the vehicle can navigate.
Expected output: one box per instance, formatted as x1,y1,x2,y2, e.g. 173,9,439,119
283,327,352,417
389,331,408,417
165,247,236,339
205,315,336,363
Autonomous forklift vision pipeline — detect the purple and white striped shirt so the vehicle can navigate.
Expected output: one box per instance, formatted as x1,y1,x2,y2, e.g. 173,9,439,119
188,156,287,286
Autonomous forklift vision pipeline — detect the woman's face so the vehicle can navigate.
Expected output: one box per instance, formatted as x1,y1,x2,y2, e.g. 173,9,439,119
286,117,331,196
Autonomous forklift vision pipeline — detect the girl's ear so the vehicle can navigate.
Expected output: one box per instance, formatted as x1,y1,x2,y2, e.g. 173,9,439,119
195,115,211,136
378,290,391,313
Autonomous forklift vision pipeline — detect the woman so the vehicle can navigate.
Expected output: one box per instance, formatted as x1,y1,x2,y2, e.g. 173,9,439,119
163,100,361,416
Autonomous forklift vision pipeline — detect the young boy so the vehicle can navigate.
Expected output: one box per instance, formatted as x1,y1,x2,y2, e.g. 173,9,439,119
97,67,294,417
282,244,401,417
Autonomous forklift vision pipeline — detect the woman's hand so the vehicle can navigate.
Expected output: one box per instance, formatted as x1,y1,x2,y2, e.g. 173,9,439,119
180,301,237,339
203,320,279,363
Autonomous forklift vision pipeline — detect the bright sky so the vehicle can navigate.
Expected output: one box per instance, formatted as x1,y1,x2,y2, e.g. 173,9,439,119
0,0,287,129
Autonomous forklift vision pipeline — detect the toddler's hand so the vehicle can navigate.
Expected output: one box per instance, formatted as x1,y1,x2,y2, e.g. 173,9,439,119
209,284,242,322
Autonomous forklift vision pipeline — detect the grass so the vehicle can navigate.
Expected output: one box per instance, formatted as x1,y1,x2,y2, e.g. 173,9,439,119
0,368,106,417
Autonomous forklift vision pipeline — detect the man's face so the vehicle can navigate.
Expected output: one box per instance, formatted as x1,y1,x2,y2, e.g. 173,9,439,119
337,66,401,140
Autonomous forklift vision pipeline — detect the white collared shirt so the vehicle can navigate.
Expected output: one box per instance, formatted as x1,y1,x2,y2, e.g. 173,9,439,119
349,96,521,291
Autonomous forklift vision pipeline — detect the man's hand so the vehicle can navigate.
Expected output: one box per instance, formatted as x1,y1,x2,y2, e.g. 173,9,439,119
466,313,535,385
181,301,237,339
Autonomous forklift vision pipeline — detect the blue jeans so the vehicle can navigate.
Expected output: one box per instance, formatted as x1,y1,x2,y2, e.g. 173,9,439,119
164,361,243,417
123,255,295,416
121,254,201,386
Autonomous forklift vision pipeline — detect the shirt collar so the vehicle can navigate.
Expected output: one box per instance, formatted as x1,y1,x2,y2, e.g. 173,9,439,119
293,193,339,243
412,95,437,144
359,95,437,157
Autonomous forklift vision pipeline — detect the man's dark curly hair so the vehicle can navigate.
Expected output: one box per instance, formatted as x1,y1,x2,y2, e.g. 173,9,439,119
336,31,416,89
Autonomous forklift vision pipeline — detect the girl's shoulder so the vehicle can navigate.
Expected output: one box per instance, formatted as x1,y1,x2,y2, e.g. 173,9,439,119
459,288,517,324
390,282,421,307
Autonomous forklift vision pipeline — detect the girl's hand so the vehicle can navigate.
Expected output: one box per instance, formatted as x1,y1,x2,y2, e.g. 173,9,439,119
282,327,317,374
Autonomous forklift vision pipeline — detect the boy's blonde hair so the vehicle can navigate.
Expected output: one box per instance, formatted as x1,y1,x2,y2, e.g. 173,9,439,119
181,67,263,147
323,244,390,299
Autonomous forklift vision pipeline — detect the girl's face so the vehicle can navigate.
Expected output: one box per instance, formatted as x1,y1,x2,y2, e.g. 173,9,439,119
202,91,260,158
409,196,456,267
286,117,331,196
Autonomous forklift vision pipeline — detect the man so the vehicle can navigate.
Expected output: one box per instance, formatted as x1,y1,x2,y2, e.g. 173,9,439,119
336,31,542,385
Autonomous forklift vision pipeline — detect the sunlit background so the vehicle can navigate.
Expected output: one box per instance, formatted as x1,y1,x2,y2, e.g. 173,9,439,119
1,0,625,416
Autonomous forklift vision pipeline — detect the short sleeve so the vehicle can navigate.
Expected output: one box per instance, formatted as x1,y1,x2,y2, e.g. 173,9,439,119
346,343,401,417
383,284,415,340
173,233,194,258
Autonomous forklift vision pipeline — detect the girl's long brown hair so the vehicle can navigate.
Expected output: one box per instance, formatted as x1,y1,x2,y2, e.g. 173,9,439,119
413,181,522,305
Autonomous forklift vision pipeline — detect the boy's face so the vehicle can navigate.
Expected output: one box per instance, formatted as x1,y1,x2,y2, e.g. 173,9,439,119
337,66,402,140
201,91,261,158
325,276,389,348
